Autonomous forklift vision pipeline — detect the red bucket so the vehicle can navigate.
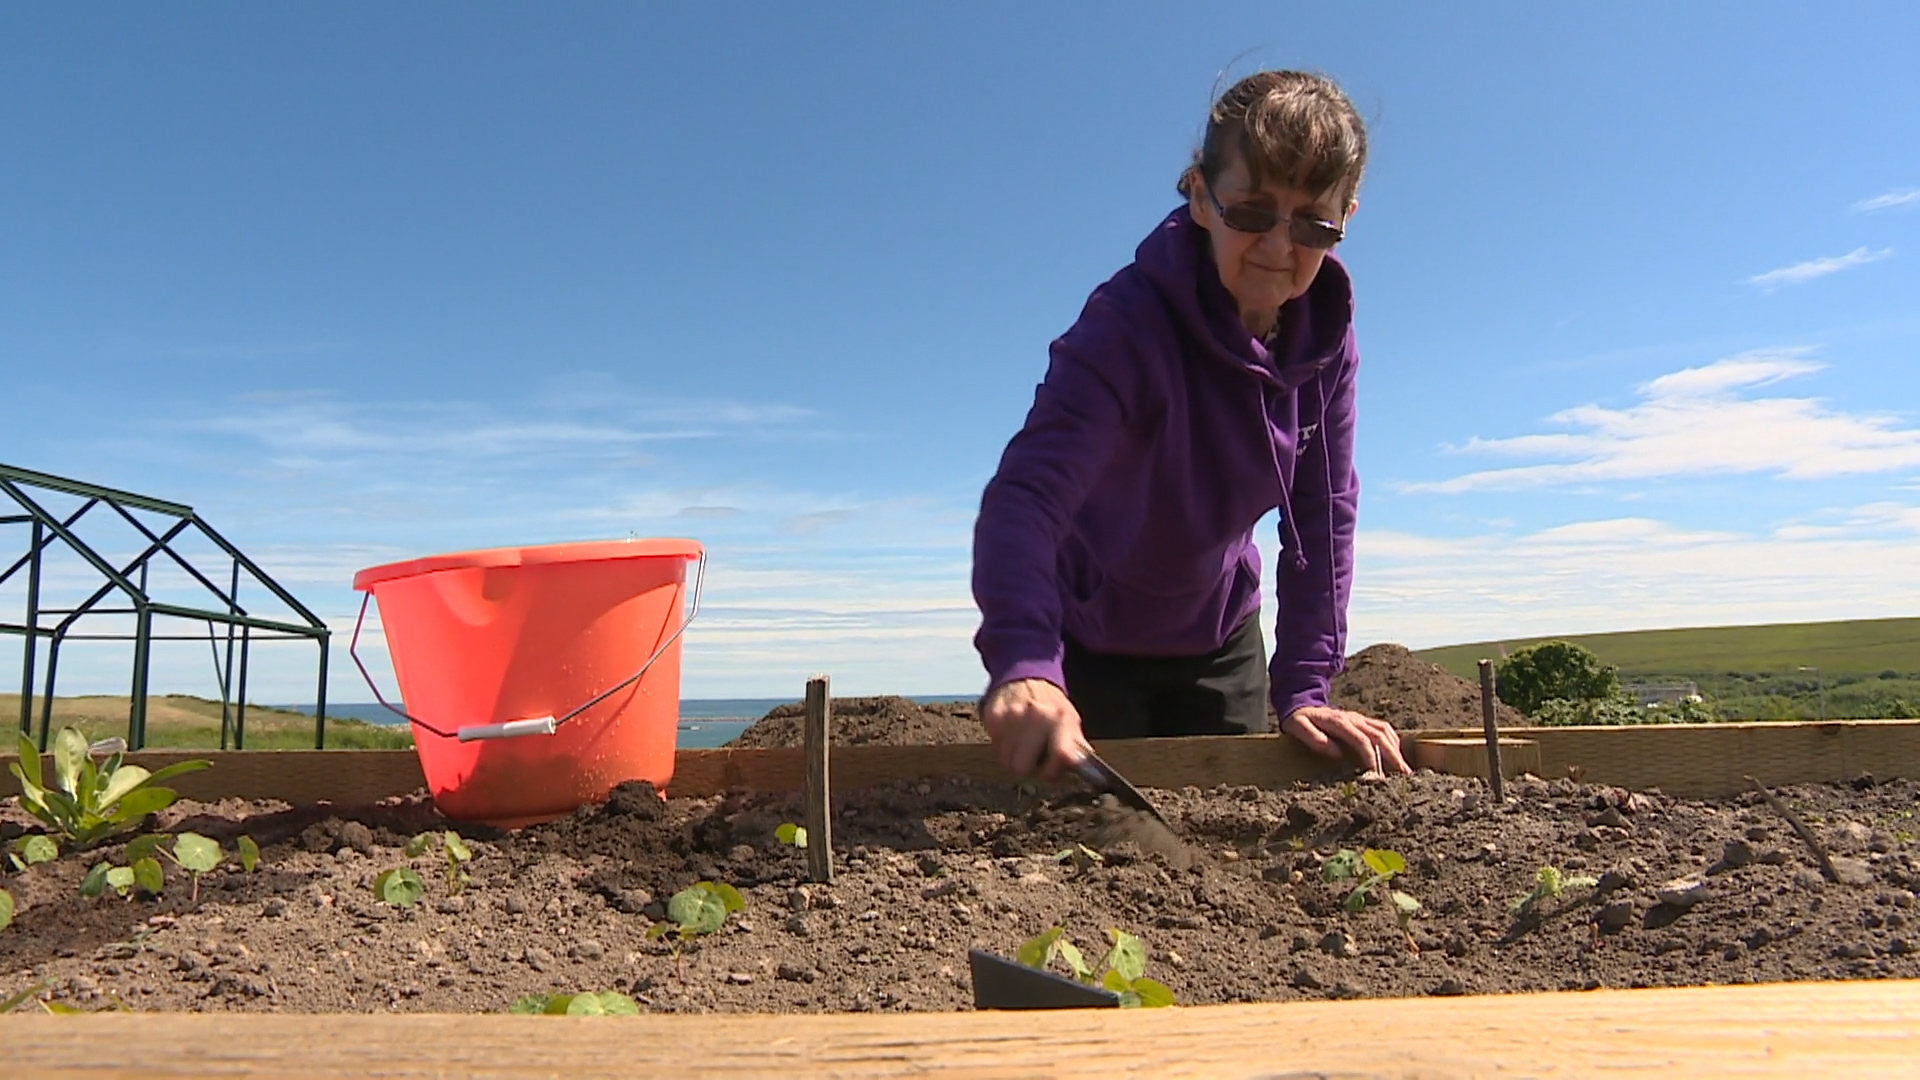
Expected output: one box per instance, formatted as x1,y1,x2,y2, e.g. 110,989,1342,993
351,538,703,827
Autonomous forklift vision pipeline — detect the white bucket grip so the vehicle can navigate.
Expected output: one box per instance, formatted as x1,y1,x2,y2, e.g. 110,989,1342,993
349,549,706,742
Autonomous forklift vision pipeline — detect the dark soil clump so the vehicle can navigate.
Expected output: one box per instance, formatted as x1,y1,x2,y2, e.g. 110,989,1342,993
1330,643,1528,730
727,695,985,748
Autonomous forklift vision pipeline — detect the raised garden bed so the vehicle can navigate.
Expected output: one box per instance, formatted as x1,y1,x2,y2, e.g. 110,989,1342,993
4,726,1918,1016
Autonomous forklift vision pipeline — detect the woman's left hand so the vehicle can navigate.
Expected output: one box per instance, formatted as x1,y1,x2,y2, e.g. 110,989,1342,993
1281,706,1411,775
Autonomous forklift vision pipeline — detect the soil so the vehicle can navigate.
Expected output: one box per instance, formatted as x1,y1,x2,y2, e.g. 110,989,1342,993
728,695,986,748
4,767,1917,1014
1328,644,1529,731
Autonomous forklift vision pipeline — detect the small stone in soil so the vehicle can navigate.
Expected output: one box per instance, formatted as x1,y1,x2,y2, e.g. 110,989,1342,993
262,898,289,918
1597,900,1635,933
524,947,556,972
570,940,605,961
784,915,812,936
504,896,528,915
1317,932,1354,958
776,963,816,983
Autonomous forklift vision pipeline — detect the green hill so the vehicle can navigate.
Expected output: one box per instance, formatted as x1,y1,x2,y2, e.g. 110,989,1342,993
1413,617,1920,722
1415,617,1920,680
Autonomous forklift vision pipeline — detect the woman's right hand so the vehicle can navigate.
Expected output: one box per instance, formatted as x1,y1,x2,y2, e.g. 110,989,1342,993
980,678,1092,781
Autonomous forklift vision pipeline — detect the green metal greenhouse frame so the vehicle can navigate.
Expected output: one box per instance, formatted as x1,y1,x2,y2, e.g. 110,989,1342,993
0,463,331,750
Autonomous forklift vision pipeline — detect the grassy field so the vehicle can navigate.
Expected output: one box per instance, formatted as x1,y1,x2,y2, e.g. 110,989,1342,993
0,693,415,750
1415,617,1920,721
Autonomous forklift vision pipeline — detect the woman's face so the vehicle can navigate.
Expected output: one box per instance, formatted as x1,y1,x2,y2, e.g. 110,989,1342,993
1189,156,1354,330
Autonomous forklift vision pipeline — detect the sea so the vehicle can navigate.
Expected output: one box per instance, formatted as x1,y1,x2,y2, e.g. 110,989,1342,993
283,696,973,750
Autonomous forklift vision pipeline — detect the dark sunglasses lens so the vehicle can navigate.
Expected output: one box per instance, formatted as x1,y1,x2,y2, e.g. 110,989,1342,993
1222,204,1279,233
1290,220,1343,249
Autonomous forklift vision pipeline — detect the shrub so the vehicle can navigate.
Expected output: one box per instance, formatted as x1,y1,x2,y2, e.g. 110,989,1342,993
1495,642,1618,716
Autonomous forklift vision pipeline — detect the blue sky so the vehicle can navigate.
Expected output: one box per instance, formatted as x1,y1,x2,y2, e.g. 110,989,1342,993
4,3,1919,704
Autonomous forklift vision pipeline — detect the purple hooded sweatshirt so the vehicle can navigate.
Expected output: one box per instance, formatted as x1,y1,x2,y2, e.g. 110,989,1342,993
972,204,1358,723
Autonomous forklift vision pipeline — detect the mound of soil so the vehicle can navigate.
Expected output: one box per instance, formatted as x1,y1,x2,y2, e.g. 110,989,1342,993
3,771,1915,1015
1331,644,1528,731
727,695,985,748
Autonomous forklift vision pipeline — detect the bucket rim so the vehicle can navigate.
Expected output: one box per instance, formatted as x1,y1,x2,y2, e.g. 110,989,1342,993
352,537,703,592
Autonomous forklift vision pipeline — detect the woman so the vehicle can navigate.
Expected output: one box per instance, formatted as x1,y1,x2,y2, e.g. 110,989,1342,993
971,70,1410,780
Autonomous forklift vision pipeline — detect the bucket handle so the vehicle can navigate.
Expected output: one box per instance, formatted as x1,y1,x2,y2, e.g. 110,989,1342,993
349,550,706,742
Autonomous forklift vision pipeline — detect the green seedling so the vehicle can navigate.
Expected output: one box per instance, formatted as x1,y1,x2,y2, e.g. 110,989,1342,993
8,834,58,871
123,832,221,902
1322,847,1419,922
80,862,111,899
775,823,808,848
9,729,210,848
1052,843,1104,870
1016,926,1175,1008
647,881,745,978
238,835,260,873
375,867,425,908
0,888,13,930
1,980,49,1011
406,831,474,894
509,990,640,1016
1510,865,1600,915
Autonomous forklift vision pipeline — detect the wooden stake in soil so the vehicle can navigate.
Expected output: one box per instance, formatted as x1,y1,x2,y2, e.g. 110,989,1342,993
1746,774,1839,882
803,675,833,884
1478,659,1506,803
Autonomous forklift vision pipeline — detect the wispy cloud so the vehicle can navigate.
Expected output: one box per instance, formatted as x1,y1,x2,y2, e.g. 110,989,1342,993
1335,508,1920,651
1855,189,1920,213
1746,247,1893,290
1405,349,1920,493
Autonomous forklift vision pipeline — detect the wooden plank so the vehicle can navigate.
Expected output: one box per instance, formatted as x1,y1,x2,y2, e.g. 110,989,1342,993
803,675,833,883
1412,737,1540,780
2,979,1916,1077
2,720,1917,808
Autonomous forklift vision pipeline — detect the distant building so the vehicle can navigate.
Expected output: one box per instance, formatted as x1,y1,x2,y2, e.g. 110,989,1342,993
1623,681,1700,707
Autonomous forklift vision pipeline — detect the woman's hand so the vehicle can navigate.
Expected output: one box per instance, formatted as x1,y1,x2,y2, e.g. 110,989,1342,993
980,678,1093,781
1281,706,1411,775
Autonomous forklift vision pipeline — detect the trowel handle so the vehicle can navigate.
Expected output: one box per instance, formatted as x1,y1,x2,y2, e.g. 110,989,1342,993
456,716,558,742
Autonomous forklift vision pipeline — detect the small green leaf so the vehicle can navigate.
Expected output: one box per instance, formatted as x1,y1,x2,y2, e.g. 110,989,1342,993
53,727,88,797
0,888,13,930
561,994,603,1015
644,923,669,941
172,833,220,874
1362,849,1405,877
80,863,111,899
775,823,808,848
125,834,168,863
444,832,472,863
1102,968,1130,994
404,833,433,858
106,866,136,895
667,884,727,933
237,836,260,873
1016,927,1062,969
1391,890,1421,915
132,857,164,896
1,979,49,1012
1131,977,1176,1008
14,733,44,790
509,994,550,1014
1057,939,1091,980
41,999,84,1014
591,991,640,1015
106,787,179,826
1104,929,1147,982
95,763,155,812
139,759,212,788
701,881,746,913
1321,849,1363,882
1343,887,1368,913
14,835,58,866
375,868,425,908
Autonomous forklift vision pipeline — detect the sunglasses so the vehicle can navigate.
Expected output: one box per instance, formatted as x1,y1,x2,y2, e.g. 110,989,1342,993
1207,186,1345,249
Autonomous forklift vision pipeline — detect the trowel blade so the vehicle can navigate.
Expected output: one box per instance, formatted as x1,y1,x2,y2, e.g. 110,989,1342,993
968,948,1120,1010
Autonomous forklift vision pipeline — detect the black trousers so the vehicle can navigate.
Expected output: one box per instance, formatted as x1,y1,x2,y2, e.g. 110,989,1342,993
1063,612,1272,739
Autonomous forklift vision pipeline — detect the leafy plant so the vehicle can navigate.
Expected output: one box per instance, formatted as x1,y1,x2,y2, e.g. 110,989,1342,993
646,881,744,978
509,990,640,1015
8,834,58,871
9,729,210,848
774,822,808,848
79,862,111,899
1496,641,1619,716
1016,926,1175,1008
375,867,425,908
121,832,222,902
1322,847,1418,917
237,835,260,873
406,831,474,895
1510,865,1599,915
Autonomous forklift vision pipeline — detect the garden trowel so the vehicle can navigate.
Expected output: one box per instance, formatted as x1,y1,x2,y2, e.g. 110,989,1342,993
968,948,1120,1009
1070,749,1193,869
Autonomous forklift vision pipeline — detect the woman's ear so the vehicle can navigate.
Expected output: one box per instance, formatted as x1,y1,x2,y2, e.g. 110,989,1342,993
1186,169,1212,223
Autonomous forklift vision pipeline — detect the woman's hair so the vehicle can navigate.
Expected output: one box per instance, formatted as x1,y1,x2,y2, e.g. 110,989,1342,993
1176,70,1368,205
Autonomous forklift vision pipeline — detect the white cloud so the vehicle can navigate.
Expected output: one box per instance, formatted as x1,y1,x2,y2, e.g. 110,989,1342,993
1855,189,1920,213
1745,247,1893,290
1408,349,1920,493
1340,508,1920,652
